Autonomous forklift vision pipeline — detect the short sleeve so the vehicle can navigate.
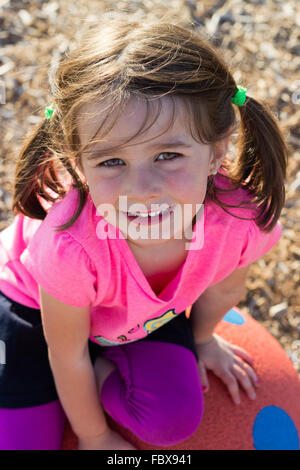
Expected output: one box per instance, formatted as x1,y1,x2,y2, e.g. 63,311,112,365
237,219,282,268
21,230,97,308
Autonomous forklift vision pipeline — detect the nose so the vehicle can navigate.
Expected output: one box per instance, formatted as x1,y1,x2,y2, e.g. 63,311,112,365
124,165,162,203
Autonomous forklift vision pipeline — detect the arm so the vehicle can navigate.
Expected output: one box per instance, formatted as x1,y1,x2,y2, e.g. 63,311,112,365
190,266,249,343
39,286,109,440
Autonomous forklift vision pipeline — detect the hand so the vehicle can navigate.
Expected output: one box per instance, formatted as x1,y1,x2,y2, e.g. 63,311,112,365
195,334,260,405
78,428,138,450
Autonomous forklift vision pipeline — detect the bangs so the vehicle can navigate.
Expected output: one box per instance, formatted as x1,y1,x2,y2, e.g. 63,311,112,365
76,92,214,161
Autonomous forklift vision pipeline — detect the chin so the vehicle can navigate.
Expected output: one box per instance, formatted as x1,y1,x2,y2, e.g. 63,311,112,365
126,235,176,247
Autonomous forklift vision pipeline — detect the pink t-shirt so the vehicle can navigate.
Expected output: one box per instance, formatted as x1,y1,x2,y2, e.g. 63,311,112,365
0,170,282,346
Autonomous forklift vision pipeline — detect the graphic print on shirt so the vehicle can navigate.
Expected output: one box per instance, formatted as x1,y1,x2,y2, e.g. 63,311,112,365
143,308,177,333
93,308,178,346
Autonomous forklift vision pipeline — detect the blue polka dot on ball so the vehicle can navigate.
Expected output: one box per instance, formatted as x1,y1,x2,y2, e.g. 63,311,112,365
253,406,299,450
222,308,245,325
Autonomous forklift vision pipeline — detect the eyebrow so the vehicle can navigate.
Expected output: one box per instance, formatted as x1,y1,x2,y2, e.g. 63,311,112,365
86,138,192,161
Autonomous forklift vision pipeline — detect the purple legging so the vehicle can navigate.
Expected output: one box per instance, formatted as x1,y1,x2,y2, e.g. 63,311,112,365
0,401,66,450
0,341,204,450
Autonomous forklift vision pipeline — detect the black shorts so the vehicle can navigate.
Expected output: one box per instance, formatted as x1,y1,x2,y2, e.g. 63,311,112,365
0,290,198,408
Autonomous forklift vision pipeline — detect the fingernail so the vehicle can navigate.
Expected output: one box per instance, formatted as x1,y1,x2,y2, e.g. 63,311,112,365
202,385,208,391
236,398,241,405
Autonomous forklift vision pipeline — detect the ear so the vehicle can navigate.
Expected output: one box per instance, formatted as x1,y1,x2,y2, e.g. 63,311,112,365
209,133,232,172
63,145,86,183
75,160,84,177
75,162,87,184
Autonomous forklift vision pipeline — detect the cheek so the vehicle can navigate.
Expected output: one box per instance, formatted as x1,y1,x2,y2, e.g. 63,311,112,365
89,178,120,205
167,171,208,199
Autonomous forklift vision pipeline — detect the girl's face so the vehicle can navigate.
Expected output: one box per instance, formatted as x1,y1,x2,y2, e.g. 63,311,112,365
77,95,228,248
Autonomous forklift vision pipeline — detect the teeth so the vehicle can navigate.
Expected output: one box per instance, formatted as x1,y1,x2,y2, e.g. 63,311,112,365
128,207,170,218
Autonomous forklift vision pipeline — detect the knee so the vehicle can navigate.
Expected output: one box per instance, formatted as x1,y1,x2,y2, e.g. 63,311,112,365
132,385,204,447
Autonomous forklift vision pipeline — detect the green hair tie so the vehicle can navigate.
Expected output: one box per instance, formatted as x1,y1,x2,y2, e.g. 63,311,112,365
232,86,247,106
45,103,55,120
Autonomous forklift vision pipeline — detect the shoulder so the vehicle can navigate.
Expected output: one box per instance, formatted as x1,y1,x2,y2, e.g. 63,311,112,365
203,167,282,264
27,187,97,260
31,187,100,250
41,187,90,232
212,167,259,218
204,168,259,241
21,188,99,307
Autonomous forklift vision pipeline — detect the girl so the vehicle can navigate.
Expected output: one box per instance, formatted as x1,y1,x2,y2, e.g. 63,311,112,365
0,14,287,450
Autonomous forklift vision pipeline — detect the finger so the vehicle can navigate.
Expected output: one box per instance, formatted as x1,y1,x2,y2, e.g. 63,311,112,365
216,370,241,405
231,345,255,366
198,360,210,393
232,363,257,401
234,356,260,388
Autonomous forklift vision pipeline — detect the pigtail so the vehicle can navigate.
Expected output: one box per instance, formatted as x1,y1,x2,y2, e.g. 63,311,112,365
232,96,288,232
12,115,64,219
12,112,88,224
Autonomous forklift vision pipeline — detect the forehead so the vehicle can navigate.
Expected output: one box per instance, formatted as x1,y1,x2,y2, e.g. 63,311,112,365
77,94,193,149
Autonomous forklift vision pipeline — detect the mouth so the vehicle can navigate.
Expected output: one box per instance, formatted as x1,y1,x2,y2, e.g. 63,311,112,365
121,206,175,225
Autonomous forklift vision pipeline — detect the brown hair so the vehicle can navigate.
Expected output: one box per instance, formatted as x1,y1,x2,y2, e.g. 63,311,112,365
12,12,288,232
